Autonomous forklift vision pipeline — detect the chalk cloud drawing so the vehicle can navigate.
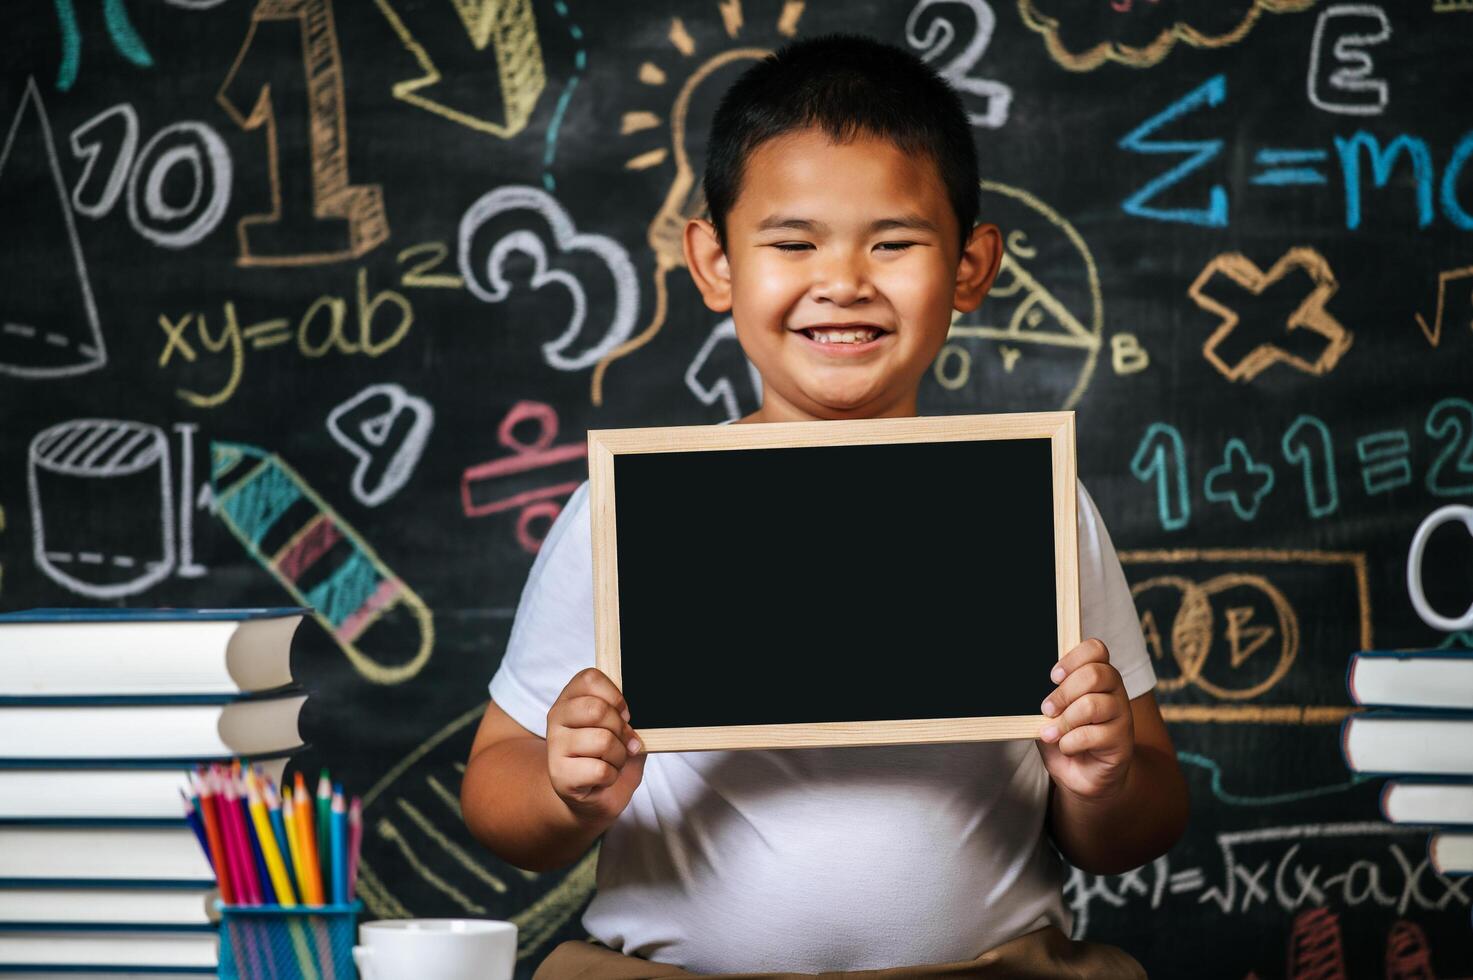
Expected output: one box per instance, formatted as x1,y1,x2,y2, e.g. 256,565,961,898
0,78,106,378
326,383,434,507
29,420,176,599
457,185,637,373
905,0,1012,128
1019,0,1316,72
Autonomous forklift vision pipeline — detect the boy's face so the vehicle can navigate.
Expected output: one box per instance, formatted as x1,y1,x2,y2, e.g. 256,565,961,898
684,127,1000,422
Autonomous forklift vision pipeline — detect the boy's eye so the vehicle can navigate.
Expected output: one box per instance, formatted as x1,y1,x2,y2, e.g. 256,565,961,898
772,242,813,252
875,242,915,252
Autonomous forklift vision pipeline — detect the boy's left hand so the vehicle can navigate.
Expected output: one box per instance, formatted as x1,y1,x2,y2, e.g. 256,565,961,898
1037,637,1134,802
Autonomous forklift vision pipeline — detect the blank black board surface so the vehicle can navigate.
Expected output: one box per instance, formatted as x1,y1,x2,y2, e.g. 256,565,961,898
612,437,1059,730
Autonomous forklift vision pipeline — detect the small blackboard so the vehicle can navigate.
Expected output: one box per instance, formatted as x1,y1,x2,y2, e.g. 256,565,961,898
587,412,1079,752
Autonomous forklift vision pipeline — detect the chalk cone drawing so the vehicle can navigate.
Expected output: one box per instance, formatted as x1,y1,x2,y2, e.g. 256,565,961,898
29,420,175,598
0,78,106,378
210,440,434,685
326,383,434,507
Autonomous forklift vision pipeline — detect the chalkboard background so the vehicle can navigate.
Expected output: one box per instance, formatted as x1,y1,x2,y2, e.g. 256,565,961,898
3,2,1472,976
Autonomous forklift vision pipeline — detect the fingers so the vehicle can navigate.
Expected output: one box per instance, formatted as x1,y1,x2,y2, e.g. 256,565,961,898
556,667,631,724
1049,636,1110,684
1041,658,1122,720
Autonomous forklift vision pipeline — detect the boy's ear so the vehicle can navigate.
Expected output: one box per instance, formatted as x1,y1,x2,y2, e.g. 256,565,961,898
684,217,733,313
953,222,1003,314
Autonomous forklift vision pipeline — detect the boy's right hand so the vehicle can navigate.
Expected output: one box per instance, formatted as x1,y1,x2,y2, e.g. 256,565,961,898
546,667,646,826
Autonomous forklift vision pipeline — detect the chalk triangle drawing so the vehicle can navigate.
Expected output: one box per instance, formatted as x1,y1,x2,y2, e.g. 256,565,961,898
0,77,106,378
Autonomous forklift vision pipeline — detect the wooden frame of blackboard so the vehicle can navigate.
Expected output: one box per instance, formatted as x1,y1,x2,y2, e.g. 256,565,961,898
586,411,1080,752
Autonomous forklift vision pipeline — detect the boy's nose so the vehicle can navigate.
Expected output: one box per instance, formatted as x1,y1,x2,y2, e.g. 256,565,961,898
810,252,876,306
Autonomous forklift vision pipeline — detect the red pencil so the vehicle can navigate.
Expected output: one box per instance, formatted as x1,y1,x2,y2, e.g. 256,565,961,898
190,770,234,904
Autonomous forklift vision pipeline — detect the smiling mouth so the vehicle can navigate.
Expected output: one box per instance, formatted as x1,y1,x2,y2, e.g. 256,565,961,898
795,325,889,345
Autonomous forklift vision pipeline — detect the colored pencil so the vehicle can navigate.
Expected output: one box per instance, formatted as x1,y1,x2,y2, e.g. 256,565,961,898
246,768,297,906
261,771,299,900
330,785,347,905
191,770,234,904
316,770,332,896
347,796,362,901
178,788,211,872
293,771,324,903
218,769,260,905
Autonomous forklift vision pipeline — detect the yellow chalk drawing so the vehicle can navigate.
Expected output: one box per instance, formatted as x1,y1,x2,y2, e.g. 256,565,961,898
591,1,804,405
1414,264,1473,347
374,0,545,138
218,0,389,266
359,703,598,958
1189,247,1352,382
1018,0,1317,72
1121,548,1371,724
935,180,1103,409
158,270,415,409
397,242,466,290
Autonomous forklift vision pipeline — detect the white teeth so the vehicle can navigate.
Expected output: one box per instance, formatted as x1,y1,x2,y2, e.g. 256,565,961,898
808,327,879,344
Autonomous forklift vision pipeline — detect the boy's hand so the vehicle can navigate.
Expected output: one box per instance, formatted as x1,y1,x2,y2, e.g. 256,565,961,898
547,668,646,826
1037,638,1134,802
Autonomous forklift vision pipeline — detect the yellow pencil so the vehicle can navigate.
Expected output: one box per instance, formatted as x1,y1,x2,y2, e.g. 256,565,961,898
282,788,311,905
244,769,297,906
293,776,325,903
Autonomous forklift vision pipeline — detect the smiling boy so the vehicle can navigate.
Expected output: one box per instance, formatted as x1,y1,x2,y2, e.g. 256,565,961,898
463,33,1188,979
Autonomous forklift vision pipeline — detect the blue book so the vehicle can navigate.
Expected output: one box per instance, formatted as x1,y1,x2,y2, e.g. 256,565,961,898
0,608,309,701
1341,711,1473,777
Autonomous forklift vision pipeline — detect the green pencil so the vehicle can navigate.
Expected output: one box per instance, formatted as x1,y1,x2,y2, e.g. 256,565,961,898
316,769,332,896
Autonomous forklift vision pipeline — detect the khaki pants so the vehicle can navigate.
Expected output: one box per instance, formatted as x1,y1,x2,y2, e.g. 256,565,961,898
531,925,1146,979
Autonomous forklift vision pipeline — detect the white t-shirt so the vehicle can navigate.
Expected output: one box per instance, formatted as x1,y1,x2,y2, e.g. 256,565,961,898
489,464,1155,974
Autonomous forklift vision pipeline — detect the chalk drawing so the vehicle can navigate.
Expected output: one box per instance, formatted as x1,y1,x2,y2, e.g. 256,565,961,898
1307,5,1391,116
458,186,637,372
0,79,106,379
326,383,435,507
211,441,434,684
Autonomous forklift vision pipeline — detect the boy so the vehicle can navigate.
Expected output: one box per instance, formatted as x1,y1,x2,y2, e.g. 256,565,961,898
462,33,1188,979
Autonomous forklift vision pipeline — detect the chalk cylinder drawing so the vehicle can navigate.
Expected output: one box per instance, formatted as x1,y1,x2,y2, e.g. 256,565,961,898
29,419,175,598
1406,504,1473,631
210,440,434,684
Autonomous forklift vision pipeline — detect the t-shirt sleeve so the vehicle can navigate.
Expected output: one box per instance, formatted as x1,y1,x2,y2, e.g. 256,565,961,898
487,479,597,739
1076,478,1156,701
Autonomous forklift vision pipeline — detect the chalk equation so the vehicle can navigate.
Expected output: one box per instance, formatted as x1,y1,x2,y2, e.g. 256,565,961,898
1066,822,1470,938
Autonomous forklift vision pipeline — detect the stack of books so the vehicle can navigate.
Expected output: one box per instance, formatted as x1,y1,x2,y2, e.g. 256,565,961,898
0,608,312,974
1342,647,1473,890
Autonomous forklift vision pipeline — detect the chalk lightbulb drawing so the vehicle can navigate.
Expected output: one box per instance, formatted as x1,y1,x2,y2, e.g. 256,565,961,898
589,1,805,405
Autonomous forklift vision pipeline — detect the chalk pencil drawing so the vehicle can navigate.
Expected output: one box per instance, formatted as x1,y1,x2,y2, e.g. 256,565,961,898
211,440,434,684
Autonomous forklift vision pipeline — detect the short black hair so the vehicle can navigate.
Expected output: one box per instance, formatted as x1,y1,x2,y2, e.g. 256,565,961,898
703,32,980,255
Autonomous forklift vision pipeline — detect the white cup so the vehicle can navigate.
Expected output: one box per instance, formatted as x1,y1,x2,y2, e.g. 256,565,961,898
352,918,516,980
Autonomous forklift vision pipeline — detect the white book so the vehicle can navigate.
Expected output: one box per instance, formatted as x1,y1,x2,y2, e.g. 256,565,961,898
0,886,218,925
1430,832,1473,875
0,608,304,698
0,930,217,969
1381,781,1473,825
0,694,307,760
1340,715,1473,776
1348,652,1473,710
0,758,287,819
0,825,213,882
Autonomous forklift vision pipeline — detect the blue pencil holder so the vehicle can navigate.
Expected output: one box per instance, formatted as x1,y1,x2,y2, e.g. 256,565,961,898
216,901,362,980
